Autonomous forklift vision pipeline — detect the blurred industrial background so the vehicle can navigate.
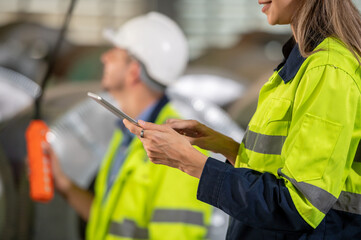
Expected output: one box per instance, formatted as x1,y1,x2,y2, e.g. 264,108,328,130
1,0,361,239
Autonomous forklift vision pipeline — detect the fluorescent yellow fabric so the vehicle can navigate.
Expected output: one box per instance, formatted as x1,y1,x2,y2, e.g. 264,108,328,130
87,103,212,240
235,38,361,228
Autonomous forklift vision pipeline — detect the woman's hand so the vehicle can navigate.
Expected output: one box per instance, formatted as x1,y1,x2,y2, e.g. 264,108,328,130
166,119,240,164
123,119,208,179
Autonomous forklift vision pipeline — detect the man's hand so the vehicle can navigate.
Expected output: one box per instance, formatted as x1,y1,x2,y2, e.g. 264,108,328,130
43,142,71,195
42,143,93,221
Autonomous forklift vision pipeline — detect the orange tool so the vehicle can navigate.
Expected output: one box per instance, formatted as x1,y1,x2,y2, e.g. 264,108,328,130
25,120,53,202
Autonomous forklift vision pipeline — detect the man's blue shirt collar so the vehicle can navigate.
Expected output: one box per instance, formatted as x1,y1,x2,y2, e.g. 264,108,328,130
275,37,306,84
116,100,157,142
116,94,169,143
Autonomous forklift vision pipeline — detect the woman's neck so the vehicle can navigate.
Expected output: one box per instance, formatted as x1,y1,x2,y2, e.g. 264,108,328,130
291,24,297,42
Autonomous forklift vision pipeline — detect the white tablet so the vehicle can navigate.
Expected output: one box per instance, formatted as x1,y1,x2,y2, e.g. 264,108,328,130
87,92,140,127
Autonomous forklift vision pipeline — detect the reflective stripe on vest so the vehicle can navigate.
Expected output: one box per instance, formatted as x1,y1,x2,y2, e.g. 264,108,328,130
278,169,337,214
109,219,149,239
108,209,205,238
151,209,204,226
243,128,286,155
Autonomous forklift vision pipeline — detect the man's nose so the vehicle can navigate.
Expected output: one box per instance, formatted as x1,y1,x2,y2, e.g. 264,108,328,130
101,50,113,63
101,53,108,63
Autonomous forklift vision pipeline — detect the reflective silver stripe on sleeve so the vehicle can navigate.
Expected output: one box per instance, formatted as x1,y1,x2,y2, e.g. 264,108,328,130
278,169,337,214
332,191,361,215
109,219,149,239
242,128,286,155
152,209,204,226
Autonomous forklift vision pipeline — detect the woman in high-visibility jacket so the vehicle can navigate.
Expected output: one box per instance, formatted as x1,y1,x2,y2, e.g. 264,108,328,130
124,0,361,239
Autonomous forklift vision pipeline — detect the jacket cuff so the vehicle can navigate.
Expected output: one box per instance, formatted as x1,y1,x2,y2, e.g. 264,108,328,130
197,157,232,208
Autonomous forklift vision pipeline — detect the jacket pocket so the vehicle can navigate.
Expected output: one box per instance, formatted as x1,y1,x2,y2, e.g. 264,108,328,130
285,113,342,182
263,98,292,136
266,98,292,123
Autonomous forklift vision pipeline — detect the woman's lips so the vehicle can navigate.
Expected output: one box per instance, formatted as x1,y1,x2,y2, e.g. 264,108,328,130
259,1,272,13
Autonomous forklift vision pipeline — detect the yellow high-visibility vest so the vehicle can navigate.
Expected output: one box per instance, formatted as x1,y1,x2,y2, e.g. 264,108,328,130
87,102,212,240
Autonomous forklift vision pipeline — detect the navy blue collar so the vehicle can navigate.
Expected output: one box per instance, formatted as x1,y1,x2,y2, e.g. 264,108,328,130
275,37,306,84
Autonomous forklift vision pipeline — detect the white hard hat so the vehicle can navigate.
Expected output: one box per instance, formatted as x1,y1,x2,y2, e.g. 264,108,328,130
103,12,188,87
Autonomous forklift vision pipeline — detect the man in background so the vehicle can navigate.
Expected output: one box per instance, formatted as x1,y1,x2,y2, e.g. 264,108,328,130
46,12,213,239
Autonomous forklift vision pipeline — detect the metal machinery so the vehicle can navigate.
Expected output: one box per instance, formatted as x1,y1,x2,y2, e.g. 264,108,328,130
0,67,42,240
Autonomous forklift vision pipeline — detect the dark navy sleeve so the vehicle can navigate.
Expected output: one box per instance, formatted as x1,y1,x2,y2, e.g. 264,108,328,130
197,157,313,232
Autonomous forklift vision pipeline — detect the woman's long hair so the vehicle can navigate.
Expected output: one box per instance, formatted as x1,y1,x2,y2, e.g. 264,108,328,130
293,0,361,64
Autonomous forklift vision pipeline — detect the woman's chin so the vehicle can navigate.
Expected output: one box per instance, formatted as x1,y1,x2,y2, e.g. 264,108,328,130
267,16,290,26
266,16,277,25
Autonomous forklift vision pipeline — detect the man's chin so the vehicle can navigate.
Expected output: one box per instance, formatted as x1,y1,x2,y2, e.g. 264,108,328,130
102,84,124,93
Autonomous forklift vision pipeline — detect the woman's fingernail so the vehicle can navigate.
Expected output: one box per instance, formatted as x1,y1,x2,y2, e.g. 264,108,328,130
138,120,146,126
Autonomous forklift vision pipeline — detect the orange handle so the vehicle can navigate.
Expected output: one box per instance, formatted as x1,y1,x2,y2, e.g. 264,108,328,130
25,120,54,202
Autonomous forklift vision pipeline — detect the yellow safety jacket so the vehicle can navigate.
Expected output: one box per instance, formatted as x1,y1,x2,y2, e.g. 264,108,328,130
87,102,212,240
197,37,361,239
238,37,361,227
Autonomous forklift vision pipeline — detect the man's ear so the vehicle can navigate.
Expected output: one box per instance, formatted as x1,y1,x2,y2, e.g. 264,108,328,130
127,61,142,86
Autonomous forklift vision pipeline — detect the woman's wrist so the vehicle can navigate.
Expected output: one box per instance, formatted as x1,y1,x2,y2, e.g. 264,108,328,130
182,147,208,179
220,136,240,164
